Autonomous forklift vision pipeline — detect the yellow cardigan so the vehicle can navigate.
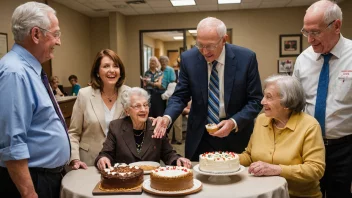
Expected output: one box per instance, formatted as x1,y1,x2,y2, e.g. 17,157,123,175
239,112,325,198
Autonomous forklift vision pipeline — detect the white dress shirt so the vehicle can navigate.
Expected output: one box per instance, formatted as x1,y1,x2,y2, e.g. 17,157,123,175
103,101,117,135
293,34,352,139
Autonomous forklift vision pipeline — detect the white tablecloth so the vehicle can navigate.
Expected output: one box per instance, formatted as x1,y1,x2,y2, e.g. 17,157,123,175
60,164,289,198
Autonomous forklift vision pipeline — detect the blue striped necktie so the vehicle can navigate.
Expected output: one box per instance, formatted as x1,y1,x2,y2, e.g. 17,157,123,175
208,60,220,124
314,53,332,136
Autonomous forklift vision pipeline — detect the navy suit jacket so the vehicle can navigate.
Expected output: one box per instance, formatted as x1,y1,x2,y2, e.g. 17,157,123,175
165,43,263,159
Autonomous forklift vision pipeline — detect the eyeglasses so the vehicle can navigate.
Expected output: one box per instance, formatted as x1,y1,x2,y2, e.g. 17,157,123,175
301,20,336,38
195,37,223,51
37,27,61,38
130,103,150,110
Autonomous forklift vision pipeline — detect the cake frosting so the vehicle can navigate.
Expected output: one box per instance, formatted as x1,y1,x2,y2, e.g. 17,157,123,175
150,166,193,191
99,163,144,190
199,151,240,173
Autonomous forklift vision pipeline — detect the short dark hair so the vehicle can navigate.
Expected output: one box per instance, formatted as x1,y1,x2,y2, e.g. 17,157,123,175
68,75,78,81
90,49,126,91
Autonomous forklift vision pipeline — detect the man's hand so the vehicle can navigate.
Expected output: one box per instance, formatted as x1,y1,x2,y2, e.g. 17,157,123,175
176,157,192,168
152,116,170,138
97,157,111,171
69,159,88,170
248,161,282,176
210,119,235,138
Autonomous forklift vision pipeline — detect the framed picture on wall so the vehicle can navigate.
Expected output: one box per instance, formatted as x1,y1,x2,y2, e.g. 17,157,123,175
0,32,8,59
279,34,302,57
278,58,295,74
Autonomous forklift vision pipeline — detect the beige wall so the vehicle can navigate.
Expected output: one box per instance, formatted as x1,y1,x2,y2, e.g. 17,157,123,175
90,17,110,64
163,41,183,57
143,34,155,49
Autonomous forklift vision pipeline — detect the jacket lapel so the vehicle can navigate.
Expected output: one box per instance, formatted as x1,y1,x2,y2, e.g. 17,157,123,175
138,119,153,158
90,89,107,136
224,44,237,113
122,117,140,159
197,53,209,106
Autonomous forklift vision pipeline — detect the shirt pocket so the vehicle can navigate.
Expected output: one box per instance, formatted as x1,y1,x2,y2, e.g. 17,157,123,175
334,74,352,102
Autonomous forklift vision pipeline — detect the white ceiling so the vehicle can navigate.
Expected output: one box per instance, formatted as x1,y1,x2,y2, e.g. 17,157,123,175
52,0,344,18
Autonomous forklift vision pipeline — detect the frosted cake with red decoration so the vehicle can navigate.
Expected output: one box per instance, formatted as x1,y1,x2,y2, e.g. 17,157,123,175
150,166,193,191
199,151,240,173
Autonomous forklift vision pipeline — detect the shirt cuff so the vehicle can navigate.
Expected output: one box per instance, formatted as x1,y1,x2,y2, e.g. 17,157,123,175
229,118,238,132
164,115,172,129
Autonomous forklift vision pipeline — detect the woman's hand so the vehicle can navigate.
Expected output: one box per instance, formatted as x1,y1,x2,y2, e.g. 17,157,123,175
97,157,112,171
176,157,192,168
248,161,282,176
69,159,88,170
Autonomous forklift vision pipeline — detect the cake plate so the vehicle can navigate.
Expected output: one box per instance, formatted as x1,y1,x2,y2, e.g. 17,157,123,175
193,164,245,183
142,179,202,196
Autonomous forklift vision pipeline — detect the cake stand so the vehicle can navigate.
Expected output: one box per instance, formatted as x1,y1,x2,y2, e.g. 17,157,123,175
193,164,245,183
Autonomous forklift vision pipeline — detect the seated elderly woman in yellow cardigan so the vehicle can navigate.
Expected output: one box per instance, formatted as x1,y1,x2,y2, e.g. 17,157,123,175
238,75,325,198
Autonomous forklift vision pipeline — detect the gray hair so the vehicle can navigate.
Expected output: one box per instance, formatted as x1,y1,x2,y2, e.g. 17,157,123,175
264,75,306,112
308,0,342,25
159,56,169,63
197,17,227,38
121,87,150,109
12,2,56,43
149,56,161,69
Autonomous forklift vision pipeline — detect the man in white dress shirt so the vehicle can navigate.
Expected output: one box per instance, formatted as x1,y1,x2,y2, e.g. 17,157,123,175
293,0,352,197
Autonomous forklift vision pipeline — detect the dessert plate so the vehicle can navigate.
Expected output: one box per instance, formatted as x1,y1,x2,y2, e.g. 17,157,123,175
142,179,202,196
193,164,245,176
129,161,160,174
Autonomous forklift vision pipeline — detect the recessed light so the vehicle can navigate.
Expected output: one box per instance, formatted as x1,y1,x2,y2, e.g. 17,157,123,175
218,0,241,4
170,0,196,7
188,30,197,34
174,36,184,40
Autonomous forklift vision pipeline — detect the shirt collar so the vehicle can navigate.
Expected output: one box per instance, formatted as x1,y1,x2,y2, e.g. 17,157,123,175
217,45,226,65
261,111,301,132
315,34,344,61
12,43,42,76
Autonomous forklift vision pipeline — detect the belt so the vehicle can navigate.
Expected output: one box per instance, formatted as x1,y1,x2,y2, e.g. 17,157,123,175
323,134,352,146
29,166,64,174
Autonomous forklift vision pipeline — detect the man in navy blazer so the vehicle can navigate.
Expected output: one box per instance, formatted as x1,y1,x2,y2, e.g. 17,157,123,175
153,17,263,161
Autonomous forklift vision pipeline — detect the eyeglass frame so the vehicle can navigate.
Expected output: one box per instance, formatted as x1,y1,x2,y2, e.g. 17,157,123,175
37,26,61,38
130,103,150,110
301,20,336,38
195,37,223,51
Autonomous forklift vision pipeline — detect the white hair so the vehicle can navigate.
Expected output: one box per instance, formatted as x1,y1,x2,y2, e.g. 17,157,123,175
12,2,56,43
197,17,227,38
121,87,150,109
159,56,169,63
308,0,342,25
264,75,306,112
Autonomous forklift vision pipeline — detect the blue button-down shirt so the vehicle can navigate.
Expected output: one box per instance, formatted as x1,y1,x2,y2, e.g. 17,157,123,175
0,44,70,168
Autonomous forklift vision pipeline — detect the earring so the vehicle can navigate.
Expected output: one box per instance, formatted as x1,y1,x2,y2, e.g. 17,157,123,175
97,74,99,78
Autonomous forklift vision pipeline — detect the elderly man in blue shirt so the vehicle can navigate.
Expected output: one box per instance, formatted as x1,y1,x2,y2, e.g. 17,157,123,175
155,56,176,91
0,2,70,198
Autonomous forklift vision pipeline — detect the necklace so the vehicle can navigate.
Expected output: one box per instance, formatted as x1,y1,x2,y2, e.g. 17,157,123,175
102,91,117,102
136,133,145,154
134,130,144,137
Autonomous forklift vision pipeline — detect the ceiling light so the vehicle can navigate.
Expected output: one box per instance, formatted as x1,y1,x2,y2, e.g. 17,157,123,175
174,36,184,40
170,0,196,7
218,0,241,4
188,30,197,34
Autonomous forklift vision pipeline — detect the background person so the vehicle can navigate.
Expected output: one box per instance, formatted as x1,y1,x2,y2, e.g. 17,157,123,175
293,1,352,197
0,2,69,198
50,76,64,98
95,87,191,170
68,74,81,96
152,17,263,161
68,49,129,169
239,75,325,198
142,56,164,117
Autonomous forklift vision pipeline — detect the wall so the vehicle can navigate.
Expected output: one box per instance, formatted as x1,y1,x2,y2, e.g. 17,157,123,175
163,41,183,57
90,17,110,63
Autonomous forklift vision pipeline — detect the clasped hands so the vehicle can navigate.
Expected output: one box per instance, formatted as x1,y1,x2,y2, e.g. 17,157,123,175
152,116,235,138
248,161,282,176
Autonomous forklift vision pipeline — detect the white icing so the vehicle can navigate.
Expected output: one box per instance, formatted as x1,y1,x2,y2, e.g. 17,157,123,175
104,168,110,173
114,163,119,167
109,167,114,171
119,173,126,176
199,152,240,173
152,166,190,177
111,172,117,175
119,164,127,167
134,166,140,169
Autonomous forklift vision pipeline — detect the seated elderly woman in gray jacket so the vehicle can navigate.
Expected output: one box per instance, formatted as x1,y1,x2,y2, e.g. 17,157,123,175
95,87,191,170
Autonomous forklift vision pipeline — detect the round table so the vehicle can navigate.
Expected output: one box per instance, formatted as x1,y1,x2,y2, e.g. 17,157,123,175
61,163,289,198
